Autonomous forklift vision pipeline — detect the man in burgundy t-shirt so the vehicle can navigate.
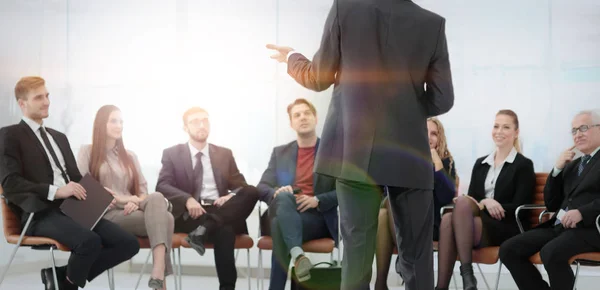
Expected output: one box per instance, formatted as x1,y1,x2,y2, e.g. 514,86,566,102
257,99,338,289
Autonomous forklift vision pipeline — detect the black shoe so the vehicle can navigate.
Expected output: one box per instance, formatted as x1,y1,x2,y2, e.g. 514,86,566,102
459,264,478,290
40,266,67,290
185,228,206,256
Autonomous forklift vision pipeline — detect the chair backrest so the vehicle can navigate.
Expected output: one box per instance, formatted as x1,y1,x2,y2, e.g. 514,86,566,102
529,173,550,228
1,186,23,238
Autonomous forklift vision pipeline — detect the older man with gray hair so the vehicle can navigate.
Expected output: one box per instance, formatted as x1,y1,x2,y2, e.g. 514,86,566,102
499,109,600,290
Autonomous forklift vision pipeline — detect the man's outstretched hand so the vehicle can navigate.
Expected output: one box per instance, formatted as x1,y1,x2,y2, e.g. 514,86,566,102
266,44,294,63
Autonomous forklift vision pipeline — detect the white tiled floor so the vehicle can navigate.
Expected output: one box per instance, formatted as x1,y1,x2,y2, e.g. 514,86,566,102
0,271,407,290
1,271,599,289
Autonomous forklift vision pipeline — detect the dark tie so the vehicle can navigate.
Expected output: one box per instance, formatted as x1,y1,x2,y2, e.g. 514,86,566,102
555,154,593,225
193,152,204,200
39,127,69,185
578,155,591,176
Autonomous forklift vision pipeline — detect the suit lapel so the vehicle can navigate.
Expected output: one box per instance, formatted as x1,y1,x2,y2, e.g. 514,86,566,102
180,144,195,187
19,121,52,169
568,153,600,196
288,142,299,186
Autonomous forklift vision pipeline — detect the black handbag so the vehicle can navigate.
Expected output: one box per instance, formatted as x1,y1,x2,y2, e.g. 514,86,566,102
290,261,341,290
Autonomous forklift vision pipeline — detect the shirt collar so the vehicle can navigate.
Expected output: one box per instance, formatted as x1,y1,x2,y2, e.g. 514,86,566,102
22,116,43,133
588,146,600,158
188,142,209,158
482,146,518,165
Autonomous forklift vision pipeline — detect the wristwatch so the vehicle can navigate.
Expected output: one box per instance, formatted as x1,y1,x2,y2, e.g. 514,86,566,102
313,196,320,204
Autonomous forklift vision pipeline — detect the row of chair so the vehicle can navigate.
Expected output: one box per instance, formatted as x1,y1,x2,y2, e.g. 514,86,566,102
7,173,597,290
439,173,600,290
0,186,338,290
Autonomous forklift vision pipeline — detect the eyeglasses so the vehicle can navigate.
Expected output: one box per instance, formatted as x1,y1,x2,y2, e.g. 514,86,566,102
187,118,209,126
571,124,600,135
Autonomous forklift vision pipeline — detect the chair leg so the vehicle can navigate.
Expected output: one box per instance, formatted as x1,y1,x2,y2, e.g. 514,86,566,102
50,247,60,290
135,251,152,290
172,249,179,290
476,263,491,290
112,268,116,290
0,244,21,286
258,249,263,290
107,268,115,290
0,212,35,286
247,249,251,290
573,260,581,290
178,248,182,288
494,262,502,290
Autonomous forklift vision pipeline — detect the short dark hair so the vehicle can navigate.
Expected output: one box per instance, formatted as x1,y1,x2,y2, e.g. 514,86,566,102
286,98,317,120
182,107,209,126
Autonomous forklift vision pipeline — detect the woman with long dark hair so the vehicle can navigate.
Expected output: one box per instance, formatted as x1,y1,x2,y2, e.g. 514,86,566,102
78,105,174,290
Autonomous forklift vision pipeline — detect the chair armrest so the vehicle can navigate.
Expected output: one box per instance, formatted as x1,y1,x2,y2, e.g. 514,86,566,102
440,205,455,217
596,214,600,236
258,202,263,238
515,204,549,233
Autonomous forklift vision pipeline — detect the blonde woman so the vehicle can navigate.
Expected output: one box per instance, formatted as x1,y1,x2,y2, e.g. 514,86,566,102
435,110,535,290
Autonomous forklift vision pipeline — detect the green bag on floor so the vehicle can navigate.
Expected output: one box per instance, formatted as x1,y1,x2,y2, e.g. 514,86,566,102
290,262,341,290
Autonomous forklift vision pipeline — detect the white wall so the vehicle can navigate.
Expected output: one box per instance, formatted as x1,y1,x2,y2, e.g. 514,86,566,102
1,0,600,276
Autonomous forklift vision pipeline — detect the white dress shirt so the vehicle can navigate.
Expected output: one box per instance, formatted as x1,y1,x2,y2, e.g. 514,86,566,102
188,142,220,200
481,147,518,199
22,117,68,201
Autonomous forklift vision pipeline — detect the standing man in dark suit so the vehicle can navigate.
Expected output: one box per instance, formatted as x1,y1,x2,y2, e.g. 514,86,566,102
266,0,454,289
0,76,140,290
156,107,259,290
499,110,600,290
257,98,338,289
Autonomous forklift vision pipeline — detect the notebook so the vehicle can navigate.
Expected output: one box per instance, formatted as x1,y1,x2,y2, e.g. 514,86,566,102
59,173,114,230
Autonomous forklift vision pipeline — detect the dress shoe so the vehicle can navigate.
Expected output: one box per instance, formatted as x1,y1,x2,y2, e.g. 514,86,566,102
185,226,207,256
460,264,478,290
148,277,164,289
40,266,66,290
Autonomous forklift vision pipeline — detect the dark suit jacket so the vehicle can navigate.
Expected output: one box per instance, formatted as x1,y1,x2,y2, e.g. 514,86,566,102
468,153,535,243
156,143,248,233
0,120,82,223
287,0,454,189
257,139,338,243
543,152,600,228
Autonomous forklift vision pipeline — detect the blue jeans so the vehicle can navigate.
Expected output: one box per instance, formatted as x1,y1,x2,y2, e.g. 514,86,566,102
268,192,330,290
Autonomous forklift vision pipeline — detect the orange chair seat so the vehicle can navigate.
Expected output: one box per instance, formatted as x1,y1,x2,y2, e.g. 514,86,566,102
472,246,499,264
257,236,334,253
5,235,70,251
571,252,600,264
529,252,600,265
137,235,183,249
178,233,254,249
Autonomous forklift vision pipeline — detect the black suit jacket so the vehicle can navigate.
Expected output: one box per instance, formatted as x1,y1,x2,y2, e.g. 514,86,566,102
0,121,82,222
156,143,248,223
287,0,454,189
468,153,536,234
544,152,600,228
257,139,338,242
